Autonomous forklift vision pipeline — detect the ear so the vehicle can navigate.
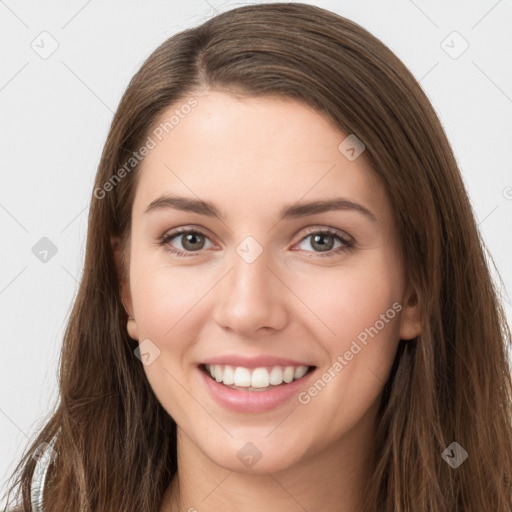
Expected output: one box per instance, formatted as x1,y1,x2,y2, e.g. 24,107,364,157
398,284,422,340
111,236,139,340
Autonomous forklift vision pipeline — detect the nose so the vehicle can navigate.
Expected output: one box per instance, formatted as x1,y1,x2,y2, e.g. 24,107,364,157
212,246,289,336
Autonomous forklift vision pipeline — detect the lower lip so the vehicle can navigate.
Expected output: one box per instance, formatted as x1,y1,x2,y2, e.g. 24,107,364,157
199,366,316,413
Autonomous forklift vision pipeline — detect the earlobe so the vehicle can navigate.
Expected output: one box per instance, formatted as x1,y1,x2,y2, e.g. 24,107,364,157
111,236,139,340
399,285,422,340
126,316,139,341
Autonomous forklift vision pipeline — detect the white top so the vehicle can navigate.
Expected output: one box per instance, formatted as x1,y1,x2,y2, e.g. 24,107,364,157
29,428,60,512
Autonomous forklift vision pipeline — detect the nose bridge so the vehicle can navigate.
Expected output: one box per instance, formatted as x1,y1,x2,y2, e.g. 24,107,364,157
212,236,288,333
231,242,271,300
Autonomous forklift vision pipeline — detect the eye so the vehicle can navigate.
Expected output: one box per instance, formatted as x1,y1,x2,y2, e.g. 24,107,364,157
294,227,354,258
160,228,214,258
159,227,355,258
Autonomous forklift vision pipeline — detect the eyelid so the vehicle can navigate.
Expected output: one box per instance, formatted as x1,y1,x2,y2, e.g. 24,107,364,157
298,225,354,244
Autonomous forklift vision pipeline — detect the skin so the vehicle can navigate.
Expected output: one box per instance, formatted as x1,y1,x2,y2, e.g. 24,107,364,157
113,90,421,512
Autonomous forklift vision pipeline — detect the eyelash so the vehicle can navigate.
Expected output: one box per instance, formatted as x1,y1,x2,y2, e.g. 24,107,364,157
159,227,355,259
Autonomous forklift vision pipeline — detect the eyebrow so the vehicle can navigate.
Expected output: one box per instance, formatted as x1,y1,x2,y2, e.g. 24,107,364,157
144,194,377,222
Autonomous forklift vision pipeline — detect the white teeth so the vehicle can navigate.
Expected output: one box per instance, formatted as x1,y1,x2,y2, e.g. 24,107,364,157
269,366,283,385
233,367,251,387
282,366,295,383
222,365,235,385
251,368,270,388
294,366,308,379
204,364,311,389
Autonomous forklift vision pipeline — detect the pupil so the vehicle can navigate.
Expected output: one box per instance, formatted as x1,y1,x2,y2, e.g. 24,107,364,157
313,234,333,252
184,233,203,250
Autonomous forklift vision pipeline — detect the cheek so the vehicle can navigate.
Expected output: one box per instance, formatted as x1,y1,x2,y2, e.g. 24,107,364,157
131,267,205,342
291,257,403,404
290,258,403,348
294,259,403,423
129,264,208,417
127,234,211,362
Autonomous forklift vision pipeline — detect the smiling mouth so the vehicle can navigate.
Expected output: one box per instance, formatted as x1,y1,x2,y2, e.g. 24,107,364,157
199,363,316,391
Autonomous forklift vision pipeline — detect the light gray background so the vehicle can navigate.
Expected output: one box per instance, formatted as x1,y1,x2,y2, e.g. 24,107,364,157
1,0,511,502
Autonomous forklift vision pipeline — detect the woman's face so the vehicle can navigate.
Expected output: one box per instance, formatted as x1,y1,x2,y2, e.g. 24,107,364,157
116,90,420,473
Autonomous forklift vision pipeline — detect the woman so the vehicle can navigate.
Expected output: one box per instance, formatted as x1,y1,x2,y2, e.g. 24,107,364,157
3,3,512,511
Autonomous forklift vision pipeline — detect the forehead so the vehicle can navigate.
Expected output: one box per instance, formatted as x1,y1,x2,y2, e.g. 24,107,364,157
132,90,389,223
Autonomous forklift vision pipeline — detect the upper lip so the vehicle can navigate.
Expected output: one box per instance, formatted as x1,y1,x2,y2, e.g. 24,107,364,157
201,355,316,369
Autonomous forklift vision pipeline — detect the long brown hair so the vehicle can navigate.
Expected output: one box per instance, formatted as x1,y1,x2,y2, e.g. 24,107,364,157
3,3,512,511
